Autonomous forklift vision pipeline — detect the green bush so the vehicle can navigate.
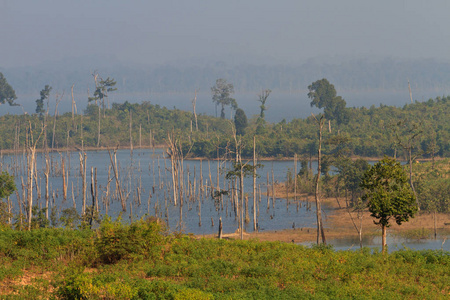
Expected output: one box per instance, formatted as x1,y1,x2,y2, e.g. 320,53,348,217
95,216,164,264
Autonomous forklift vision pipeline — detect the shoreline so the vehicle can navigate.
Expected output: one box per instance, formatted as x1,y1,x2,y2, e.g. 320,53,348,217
197,195,450,244
0,146,445,162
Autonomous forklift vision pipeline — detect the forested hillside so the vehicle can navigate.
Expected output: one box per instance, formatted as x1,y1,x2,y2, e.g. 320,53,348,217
0,95,448,159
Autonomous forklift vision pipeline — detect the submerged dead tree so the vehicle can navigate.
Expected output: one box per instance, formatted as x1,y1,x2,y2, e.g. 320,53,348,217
311,113,326,245
51,92,64,150
192,89,199,131
26,121,45,230
108,148,126,211
166,132,193,230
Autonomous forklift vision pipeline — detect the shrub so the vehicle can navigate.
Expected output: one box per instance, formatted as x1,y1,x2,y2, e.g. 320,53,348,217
95,216,164,264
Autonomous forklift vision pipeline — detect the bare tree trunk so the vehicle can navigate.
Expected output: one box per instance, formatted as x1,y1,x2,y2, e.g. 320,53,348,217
45,154,49,220
192,89,199,131
62,156,67,202
294,153,297,204
218,217,223,239
97,104,101,148
408,147,419,209
26,122,45,230
313,114,326,245
253,136,257,231
266,172,270,211
27,147,36,230
382,224,387,253
271,167,275,208
71,84,76,127
51,93,63,150
108,149,126,211
89,167,95,228
129,111,133,155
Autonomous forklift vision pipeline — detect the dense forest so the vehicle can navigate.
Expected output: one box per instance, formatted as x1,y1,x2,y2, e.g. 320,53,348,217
0,93,448,159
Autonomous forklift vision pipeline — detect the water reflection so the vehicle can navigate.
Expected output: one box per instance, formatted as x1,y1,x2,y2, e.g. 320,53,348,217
302,235,450,253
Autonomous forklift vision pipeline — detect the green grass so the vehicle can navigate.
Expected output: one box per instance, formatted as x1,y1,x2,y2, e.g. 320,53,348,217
0,219,449,299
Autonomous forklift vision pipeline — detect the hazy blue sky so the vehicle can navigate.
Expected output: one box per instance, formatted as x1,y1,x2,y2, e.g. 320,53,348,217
2,0,450,68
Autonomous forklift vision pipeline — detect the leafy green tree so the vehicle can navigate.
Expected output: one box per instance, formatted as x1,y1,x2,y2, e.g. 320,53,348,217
0,72,18,106
88,73,117,147
257,89,271,120
0,171,16,199
60,207,80,229
308,78,349,125
0,171,16,226
35,85,52,116
88,75,117,109
336,158,370,205
211,78,236,119
234,108,248,136
360,156,418,252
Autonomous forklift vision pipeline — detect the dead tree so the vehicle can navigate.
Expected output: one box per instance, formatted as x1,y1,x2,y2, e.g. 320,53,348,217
79,152,87,215
395,119,422,209
253,136,257,231
51,92,64,150
108,148,126,211
192,89,199,131
71,84,77,128
311,113,326,245
26,121,45,230
129,111,133,155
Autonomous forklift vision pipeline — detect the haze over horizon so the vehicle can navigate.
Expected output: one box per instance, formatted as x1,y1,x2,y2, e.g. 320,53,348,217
2,0,450,121
2,0,450,68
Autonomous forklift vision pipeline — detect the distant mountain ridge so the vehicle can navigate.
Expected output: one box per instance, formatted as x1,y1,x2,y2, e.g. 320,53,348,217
2,56,450,96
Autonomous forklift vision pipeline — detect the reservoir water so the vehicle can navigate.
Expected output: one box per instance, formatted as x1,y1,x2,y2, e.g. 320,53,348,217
1,148,447,252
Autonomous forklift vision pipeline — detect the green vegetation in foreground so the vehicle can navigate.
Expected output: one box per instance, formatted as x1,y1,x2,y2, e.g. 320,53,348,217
0,219,449,299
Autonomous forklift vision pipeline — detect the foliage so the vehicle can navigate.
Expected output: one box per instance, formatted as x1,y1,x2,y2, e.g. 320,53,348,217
0,223,449,299
414,158,450,212
308,78,349,125
0,94,449,162
211,78,236,118
335,158,370,205
361,156,418,228
88,76,117,105
234,108,248,136
35,85,52,116
0,172,16,227
95,216,164,264
30,206,50,229
257,89,271,120
0,171,16,200
0,72,18,106
60,207,81,229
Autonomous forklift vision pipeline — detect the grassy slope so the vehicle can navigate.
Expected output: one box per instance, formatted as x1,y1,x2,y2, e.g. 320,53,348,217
0,221,449,299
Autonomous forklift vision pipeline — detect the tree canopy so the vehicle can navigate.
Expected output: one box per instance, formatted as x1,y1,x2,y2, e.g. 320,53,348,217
0,171,15,200
35,85,52,116
360,156,417,252
0,72,18,106
308,78,348,125
88,75,117,106
234,108,248,136
211,78,236,119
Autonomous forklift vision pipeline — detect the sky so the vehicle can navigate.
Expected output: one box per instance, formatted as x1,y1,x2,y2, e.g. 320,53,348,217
2,0,450,68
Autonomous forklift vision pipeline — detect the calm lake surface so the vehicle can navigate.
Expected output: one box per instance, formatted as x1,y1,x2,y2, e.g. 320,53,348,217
1,148,447,252
2,148,318,235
